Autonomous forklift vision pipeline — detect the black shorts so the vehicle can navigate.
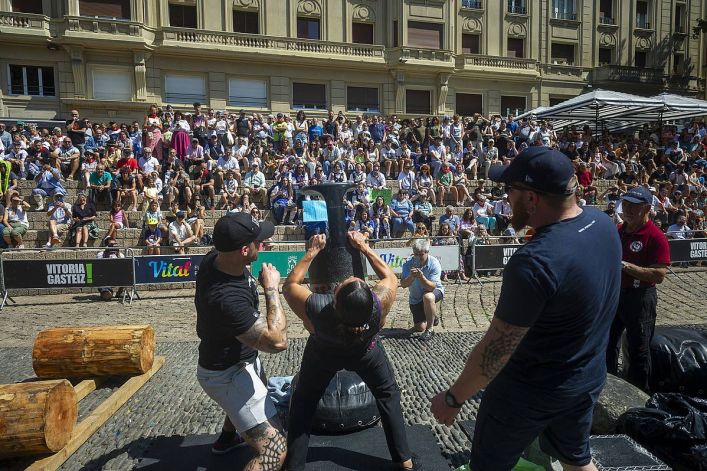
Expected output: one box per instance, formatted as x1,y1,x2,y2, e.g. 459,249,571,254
410,289,443,324
470,377,601,470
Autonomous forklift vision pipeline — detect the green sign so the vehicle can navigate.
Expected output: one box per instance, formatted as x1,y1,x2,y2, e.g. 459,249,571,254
250,251,306,278
370,187,392,205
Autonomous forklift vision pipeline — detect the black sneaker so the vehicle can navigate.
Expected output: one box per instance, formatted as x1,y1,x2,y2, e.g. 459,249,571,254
211,430,247,455
420,330,434,342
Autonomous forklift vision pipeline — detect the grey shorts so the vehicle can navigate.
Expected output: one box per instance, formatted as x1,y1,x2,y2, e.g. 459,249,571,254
197,357,277,433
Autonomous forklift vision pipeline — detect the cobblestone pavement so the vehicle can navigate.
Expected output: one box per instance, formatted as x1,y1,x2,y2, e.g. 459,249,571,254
0,269,704,470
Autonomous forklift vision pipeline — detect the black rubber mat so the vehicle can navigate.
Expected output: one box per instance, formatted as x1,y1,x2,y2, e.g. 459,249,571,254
135,424,449,470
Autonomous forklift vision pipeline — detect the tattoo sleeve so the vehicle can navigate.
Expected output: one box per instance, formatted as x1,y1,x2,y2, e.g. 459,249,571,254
242,421,287,471
264,286,285,332
479,319,529,381
372,284,395,316
236,288,288,353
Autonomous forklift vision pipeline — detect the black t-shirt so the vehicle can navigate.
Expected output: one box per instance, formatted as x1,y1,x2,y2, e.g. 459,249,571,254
66,118,88,145
493,207,621,395
196,251,259,370
71,202,96,220
305,293,381,354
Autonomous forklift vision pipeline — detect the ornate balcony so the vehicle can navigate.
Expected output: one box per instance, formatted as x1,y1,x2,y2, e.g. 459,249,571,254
160,28,386,63
590,65,663,84
541,63,587,80
0,11,50,39
458,54,539,76
60,16,155,45
391,47,454,65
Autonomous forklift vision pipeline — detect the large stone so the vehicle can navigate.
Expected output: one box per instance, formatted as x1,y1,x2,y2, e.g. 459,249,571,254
592,374,649,434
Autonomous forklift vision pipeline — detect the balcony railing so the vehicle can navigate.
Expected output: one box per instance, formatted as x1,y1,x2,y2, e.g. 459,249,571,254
64,15,146,37
398,47,453,63
636,18,651,29
161,28,386,58
0,11,49,30
464,54,538,71
591,65,663,84
462,0,483,9
552,11,577,21
599,16,615,25
542,63,584,78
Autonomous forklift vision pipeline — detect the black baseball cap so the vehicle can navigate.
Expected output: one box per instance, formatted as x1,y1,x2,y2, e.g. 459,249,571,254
489,146,576,195
621,186,652,205
213,212,275,252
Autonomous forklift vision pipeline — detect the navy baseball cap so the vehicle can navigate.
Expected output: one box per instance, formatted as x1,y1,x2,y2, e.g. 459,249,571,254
621,186,652,205
213,212,275,252
489,146,576,195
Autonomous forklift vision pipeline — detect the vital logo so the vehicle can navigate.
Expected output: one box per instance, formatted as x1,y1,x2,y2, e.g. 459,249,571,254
379,253,411,268
148,260,192,279
46,263,92,285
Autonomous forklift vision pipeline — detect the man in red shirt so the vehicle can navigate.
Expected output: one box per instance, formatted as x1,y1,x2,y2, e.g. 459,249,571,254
606,186,671,391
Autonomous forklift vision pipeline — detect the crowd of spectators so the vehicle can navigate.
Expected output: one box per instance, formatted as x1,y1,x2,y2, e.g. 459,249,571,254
0,103,705,254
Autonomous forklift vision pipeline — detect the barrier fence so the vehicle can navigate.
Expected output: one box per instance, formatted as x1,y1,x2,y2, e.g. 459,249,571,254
1,237,705,308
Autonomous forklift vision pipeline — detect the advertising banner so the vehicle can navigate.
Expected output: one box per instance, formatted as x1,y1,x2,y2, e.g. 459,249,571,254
472,244,523,271
669,238,707,262
366,245,460,274
251,251,306,278
133,255,205,285
3,258,134,289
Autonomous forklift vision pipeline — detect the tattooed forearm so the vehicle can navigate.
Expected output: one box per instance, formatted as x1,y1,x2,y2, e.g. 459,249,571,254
264,287,284,330
479,320,528,381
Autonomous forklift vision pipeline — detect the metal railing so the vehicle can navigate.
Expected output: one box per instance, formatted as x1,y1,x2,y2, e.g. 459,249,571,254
552,11,577,21
599,16,615,25
636,19,651,29
507,1,527,14
462,0,483,9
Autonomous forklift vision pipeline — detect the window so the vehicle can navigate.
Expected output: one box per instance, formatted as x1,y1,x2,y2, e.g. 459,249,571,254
462,34,481,54
8,65,55,96
598,47,614,66
11,0,43,14
673,54,684,74
292,83,326,110
165,74,206,103
675,3,686,33
461,0,482,8
456,93,483,116
92,67,132,101
228,78,267,108
297,17,320,40
500,96,526,116
347,87,379,112
79,0,130,19
406,90,431,115
169,3,197,28
636,1,650,28
352,23,374,44
507,38,525,58
551,43,575,65
635,50,647,68
393,20,398,47
552,0,576,20
507,0,527,14
407,21,443,49
599,0,614,24
233,10,258,34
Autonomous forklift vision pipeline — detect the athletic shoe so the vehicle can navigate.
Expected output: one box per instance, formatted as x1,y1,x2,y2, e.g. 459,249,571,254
211,430,247,455
420,330,434,342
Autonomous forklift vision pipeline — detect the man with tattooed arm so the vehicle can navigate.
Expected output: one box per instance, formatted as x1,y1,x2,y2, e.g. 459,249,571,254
195,212,288,471
432,147,622,471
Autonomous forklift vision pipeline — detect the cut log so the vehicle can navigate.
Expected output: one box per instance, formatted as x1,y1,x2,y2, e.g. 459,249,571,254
0,380,77,458
32,325,155,379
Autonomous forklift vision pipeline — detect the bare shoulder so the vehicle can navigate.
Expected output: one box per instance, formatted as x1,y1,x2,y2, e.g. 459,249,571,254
372,281,397,313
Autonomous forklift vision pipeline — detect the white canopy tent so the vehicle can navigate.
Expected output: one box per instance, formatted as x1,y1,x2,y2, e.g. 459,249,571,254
617,92,707,123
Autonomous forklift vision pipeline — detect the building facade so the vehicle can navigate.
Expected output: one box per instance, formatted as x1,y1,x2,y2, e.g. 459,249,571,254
0,0,705,122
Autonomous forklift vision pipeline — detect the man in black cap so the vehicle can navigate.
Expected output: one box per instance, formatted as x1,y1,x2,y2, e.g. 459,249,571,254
432,146,622,471
195,212,288,470
606,186,670,391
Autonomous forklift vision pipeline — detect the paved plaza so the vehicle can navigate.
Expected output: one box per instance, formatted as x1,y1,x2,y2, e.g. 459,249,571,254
0,269,705,470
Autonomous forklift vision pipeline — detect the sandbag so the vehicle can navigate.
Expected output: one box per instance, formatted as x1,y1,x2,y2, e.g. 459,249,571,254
622,326,707,397
292,370,380,434
617,393,707,470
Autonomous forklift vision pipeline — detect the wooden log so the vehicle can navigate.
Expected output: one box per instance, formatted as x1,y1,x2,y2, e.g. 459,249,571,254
0,380,77,458
32,325,155,379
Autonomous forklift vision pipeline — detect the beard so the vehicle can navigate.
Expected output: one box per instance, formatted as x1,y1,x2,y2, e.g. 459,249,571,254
509,198,531,231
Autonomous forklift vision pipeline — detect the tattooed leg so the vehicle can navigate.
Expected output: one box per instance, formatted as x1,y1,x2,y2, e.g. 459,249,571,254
242,418,287,471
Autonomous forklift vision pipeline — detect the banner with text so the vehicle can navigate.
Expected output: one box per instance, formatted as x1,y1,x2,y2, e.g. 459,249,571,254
3,258,134,289
366,245,460,274
251,251,307,278
472,243,523,271
669,238,707,262
133,254,205,285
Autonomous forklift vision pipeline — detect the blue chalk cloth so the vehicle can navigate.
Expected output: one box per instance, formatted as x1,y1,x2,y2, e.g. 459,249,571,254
303,200,328,222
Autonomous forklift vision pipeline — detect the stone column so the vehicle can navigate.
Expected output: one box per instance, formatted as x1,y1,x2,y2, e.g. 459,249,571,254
66,46,86,98
134,51,150,101
438,73,451,115
392,70,405,113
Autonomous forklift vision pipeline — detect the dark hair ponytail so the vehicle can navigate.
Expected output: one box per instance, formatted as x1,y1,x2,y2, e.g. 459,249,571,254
334,280,376,344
